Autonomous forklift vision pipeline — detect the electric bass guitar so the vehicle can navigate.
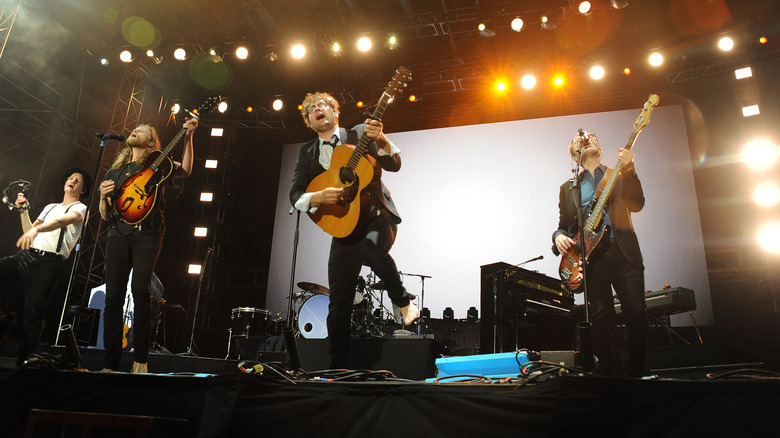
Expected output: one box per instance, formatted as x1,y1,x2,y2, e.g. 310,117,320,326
305,67,412,238
113,95,221,224
558,94,659,292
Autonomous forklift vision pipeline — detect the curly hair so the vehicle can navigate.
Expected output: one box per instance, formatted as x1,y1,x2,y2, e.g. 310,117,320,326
299,92,339,129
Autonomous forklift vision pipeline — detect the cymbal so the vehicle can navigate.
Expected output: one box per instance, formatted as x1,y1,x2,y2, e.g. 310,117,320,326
297,281,330,296
369,281,385,290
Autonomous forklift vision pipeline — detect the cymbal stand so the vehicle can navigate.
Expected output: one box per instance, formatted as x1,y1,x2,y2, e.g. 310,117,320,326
150,298,171,354
183,247,212,356
399,271,431,336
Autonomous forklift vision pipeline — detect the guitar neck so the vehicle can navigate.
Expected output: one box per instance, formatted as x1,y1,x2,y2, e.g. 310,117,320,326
583,130,640,232
151,125,190,169
346,91,392,169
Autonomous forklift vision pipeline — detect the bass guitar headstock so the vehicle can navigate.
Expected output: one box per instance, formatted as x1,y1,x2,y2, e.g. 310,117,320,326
633,94,659,132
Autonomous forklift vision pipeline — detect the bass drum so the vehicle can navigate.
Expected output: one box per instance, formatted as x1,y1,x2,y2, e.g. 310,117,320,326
297,294,329,339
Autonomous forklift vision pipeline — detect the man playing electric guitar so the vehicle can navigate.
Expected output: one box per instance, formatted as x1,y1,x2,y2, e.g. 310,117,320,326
98,118,198,373
290,92,418,369
552,130,648,378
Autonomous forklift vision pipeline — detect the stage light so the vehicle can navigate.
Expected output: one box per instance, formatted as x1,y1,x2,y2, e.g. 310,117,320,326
100,58,109,66
552,75,565,87
623,67,632,75
589,65,605,80
205,159,218,169
119,50,133,63
577,1,593,15
610,0,629,9
735,66,752,79
496,81,507,92
173,47,187,61
540,15,556,30
297,104,303,111
478,23,495,38
200,192,214,202
407,94,418,103
742,105,760,117
194,227,208,237
217,101,228,113
272,98,284,111
146,49,154,57
511,17,524,32
188,264,202,275
466,307,479,322
291,43,306,59
332,42,341,55
648,52,664,66
520,74,536,89
245,106,253,113
753,182,780,208
718,36,734,51
356,101,364,108
387,34,399,49
357,37,372,52
235,46,249,60
757,221,780,255
741,138,778,171
758,36,767,44
211,128,224,137
443,307,454,319
171,103,180,114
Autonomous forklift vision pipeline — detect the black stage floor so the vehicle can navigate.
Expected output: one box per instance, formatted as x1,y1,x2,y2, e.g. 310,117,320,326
2,339,780,437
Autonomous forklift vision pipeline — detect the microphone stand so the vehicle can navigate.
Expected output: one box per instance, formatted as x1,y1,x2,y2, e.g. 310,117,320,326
287,207,301,330
572,131,594,372
183,247,212,356
55,135,110,345
398,271,431,336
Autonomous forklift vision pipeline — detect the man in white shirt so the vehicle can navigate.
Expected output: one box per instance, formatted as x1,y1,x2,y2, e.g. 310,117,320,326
0,167,90,366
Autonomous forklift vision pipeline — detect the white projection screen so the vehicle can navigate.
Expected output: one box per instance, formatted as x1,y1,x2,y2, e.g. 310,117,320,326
267,104,713,329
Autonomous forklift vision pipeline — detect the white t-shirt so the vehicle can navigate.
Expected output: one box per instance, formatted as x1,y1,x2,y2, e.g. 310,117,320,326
33,201,87,258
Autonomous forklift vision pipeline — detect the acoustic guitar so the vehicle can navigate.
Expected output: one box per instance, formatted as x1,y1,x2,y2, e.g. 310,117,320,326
113,95,221,224
305,67,412,238
558,94,659,292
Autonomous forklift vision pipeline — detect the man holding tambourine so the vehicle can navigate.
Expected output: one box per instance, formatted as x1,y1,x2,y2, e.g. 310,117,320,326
0,167,91,367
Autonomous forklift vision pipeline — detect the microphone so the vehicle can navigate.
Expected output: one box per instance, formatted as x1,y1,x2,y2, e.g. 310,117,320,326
95,132,125,142
577,128,588,146
528,255,544,263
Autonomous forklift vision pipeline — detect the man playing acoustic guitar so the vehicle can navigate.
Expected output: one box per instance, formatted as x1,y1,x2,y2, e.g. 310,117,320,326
290,92,418,369
98,119,197,373
552,130,648,378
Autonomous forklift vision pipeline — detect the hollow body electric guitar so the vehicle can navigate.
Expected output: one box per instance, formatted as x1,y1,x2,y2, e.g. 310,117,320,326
305,67,412,238
558,94,659,292
113,95,220,224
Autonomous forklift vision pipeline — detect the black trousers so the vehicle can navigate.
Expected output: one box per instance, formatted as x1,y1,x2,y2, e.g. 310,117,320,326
587,238,648,377
0,250,63,365
102,231,162,370
326,212,409,368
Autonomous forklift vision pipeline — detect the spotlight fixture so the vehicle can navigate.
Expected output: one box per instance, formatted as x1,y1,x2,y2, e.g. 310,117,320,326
386,34,399,49
331,42,341,55
235,46,249,60
718,36,734,51
217,101,228,113
648,52,664,66
520,74,537,89
119,50,133,63
466,307,479,322
357,37,372,52
443,307,454,319
540,15,557,30
609,0,629,9
757,221,780,255
173,47,187,61
171,103,180,114
741,105,760,117
188,264,202,275
99,58,109,66
200,192,214,202
291,43,306,59
589,65,605,80
272,98,284,111
194,227,208,237
204,159,218,169
576,1,593,15
478,22,495,38
211,127,224,137
510,17,524,32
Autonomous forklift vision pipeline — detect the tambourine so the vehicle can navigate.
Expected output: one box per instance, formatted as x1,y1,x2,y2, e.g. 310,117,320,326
2,180,31,211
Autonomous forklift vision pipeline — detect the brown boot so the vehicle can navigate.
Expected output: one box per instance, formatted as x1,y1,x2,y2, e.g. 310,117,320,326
131,362,148,374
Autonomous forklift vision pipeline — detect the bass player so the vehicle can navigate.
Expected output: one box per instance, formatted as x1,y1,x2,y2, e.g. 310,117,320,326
552,130,648,378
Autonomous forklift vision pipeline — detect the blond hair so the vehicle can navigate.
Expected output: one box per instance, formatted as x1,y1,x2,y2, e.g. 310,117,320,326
111,124,161,169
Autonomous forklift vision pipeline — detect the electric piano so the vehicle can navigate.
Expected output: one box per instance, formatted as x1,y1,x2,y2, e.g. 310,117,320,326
615,286,696,316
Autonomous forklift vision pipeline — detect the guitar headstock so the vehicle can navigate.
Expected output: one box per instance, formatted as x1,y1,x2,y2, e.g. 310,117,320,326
633,94,659,132
189,95,222,119
385,67,412,100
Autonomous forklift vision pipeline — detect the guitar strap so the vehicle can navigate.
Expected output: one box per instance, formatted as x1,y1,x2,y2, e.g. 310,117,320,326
39,202,81,256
